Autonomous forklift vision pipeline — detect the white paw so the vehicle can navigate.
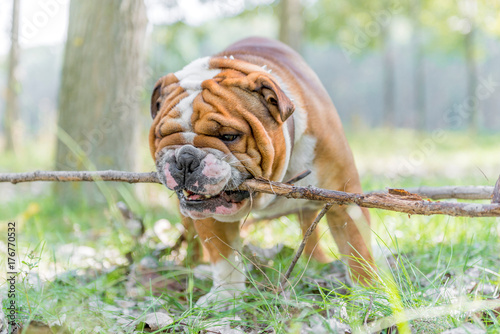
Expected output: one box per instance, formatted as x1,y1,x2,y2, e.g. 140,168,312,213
195,251,246,310
196,284,244,310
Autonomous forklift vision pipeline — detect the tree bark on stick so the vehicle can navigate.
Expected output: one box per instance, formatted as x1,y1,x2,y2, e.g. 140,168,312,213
243,178,500,217
0,170,159,184
382,185,493,200
1,170,500,218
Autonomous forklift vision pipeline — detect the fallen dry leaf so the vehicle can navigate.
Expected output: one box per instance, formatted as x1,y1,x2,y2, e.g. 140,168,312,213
140,312,174,332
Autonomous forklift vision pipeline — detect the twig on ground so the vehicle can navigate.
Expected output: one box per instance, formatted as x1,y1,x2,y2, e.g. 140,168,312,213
280,203,333,289
364,295,374,326
492,174,500,204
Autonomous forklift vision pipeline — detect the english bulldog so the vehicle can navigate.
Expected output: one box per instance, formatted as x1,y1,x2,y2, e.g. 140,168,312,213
149,37,374,306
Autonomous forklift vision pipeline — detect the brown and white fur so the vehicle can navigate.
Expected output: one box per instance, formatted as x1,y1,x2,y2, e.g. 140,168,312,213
149,37,374,306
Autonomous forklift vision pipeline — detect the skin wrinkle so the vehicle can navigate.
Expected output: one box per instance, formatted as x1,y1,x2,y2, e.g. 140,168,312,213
158,120,184,138
151,75,184,116
192,135,231,154
162,87,187,114
155,133,192,152
209,57,266,76
150,76,189,158
195,92,247,134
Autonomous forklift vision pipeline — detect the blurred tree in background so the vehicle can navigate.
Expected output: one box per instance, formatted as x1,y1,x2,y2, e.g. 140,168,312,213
3,0,20,153
410,0,426,130
278,0,303,52
54,0,147,203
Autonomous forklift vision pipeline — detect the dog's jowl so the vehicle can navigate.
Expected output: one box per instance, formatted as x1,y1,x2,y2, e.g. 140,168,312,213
149,37,374,306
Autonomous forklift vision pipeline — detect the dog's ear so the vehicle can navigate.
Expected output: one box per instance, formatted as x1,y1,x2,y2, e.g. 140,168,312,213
151,73,181,120
248,73,295,122
150,80,163,120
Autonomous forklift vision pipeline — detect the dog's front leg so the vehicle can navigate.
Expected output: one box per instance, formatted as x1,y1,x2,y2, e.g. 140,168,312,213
192,217,245,308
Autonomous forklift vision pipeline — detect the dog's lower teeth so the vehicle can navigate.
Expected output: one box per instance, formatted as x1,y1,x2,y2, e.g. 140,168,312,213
179,189,249,203
182,190,214,200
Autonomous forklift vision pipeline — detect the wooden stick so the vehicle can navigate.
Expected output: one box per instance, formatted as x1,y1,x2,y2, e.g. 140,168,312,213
280,203,333,288
241,178,500,217
0,170,160,184
0,170,494,200
1,170,500,217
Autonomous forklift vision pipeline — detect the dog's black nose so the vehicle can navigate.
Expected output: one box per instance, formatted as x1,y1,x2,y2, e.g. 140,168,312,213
176,145,201,173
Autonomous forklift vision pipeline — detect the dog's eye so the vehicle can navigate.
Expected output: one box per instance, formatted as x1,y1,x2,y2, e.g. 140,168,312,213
219,134,239,142
268,96,278,106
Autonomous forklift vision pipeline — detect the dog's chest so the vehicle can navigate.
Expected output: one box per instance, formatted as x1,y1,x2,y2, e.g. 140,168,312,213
251,134,322,218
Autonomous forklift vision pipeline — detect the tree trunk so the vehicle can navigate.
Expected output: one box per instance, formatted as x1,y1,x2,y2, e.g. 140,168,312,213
381,27,395,127
278,0,303,52
54,0,147,203
411,0,426,130
464,25,478,132
4,0,20,152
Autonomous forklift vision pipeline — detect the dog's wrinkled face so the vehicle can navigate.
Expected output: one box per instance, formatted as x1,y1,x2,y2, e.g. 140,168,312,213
149,57,294,221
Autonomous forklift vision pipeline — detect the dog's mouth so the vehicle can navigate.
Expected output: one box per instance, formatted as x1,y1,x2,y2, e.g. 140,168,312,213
177,189,250,221
177,187,251,219
178,189,250,203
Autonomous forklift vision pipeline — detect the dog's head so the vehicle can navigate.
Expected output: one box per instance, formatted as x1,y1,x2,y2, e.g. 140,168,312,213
149,57,295,221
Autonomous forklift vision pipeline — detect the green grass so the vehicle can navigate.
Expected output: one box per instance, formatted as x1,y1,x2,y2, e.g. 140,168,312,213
1,129,500,333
